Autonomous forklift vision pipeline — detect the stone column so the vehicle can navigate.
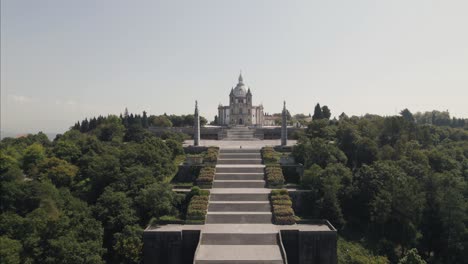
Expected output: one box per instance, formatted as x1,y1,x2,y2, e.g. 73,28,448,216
281,101,288,146
194,100,200,146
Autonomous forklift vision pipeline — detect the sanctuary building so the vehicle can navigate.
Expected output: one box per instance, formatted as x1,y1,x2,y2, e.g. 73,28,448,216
218,73,265,126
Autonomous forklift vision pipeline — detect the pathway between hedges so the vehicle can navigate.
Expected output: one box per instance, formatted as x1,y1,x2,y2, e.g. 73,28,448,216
194,148,285,264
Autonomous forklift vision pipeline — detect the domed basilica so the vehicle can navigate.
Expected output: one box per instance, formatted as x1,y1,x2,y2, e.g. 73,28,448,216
218,73,265,126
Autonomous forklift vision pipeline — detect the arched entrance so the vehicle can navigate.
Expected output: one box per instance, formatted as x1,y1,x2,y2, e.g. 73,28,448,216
239,118,243,125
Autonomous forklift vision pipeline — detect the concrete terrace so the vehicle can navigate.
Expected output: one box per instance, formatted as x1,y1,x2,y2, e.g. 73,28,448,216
183,139,297,148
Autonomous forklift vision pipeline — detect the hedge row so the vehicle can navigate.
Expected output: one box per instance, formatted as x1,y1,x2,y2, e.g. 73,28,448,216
270,189,296,225
204,147,219,164
195,166,216,188
186,192,210,222
261,147,280,164
265,165,285,188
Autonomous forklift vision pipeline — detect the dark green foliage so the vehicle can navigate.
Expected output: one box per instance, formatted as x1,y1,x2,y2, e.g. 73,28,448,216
400,109,415,123
203,147,219,164
270,190,296,225
112,225,143,264
186,194,210,222
313,103,323,120
337,237,389,264
265,165,285,188
293,110,468,263
294,112,468,263
196,166,215,188
398,248,426,264
322,105,331,119
152,114,208,127
0,236,22,264
0,120,184,263
261,147,280,164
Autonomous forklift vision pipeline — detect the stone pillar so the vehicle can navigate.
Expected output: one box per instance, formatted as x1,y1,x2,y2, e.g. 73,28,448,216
281,101,288,146
194,101,200,146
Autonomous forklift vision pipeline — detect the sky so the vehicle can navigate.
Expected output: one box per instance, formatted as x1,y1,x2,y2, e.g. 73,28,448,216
1,0,468,135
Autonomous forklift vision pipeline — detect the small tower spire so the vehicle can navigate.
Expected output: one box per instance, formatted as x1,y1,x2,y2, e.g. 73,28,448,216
194,100,200,146
238,71,243,84
281,101,288,146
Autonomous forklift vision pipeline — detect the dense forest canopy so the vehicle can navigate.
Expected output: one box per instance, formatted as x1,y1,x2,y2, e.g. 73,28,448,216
293,108,468,264
1,113,186,263
1,108,467,264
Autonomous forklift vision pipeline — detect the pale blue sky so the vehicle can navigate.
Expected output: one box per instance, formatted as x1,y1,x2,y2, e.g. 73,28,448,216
1,0,467,134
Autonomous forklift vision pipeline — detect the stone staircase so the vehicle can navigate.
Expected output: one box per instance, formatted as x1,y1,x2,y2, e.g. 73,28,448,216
224,126,258,141
194,148,285,264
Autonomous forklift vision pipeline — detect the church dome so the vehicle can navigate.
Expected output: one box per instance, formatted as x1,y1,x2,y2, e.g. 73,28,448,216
233,73,247,97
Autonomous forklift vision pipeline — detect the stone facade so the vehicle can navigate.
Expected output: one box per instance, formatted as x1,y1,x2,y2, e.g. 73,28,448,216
218,73,264,126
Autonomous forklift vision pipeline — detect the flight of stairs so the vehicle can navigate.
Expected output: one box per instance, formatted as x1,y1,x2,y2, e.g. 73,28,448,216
224,126,258,141
194,148,285,264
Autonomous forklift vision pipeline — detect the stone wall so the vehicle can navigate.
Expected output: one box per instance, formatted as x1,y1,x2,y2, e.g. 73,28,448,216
289,190,316,217
281,223,337,264
143,230,200,264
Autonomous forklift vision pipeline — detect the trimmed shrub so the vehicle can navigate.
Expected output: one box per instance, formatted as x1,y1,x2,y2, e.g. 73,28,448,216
274,215,296,225
271,194,290,201
262,147,280,164
265,165,285,188
186,192,210,222
195,166,215,188
270,189,296,225
271,189,289,196
272,199,293,206
204,147,219,164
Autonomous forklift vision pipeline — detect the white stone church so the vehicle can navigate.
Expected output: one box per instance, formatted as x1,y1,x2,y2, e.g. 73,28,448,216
217,73,265,126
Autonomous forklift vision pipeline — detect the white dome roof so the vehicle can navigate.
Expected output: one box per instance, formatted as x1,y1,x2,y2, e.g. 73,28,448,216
233,84,247,97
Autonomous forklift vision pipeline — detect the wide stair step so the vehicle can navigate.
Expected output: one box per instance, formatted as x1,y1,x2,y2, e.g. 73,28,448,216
219,153,261,159
206,212,272,223
201,232,277,245
213,180,265,188
208,201,271,212
195,245,283,264
215,173,264,181
210,193,269,201
216,166,264,173
220,149,260,154
217,159,262,165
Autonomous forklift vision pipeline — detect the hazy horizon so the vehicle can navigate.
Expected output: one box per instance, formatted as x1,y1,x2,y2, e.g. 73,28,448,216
2,0,468,136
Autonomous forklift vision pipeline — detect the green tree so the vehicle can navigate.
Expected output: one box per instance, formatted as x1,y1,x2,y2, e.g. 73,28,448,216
0,236,22,264
35,157,78,187
94,189,137,234
322,105,331,119
400,109,415,123
313,103,323,120
52,140,81,163
398,248,426,264
149,115,173,127
135,182,179,225
112,225,143,264
337,237,389,264
95,115,125,142
22,143,46,174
